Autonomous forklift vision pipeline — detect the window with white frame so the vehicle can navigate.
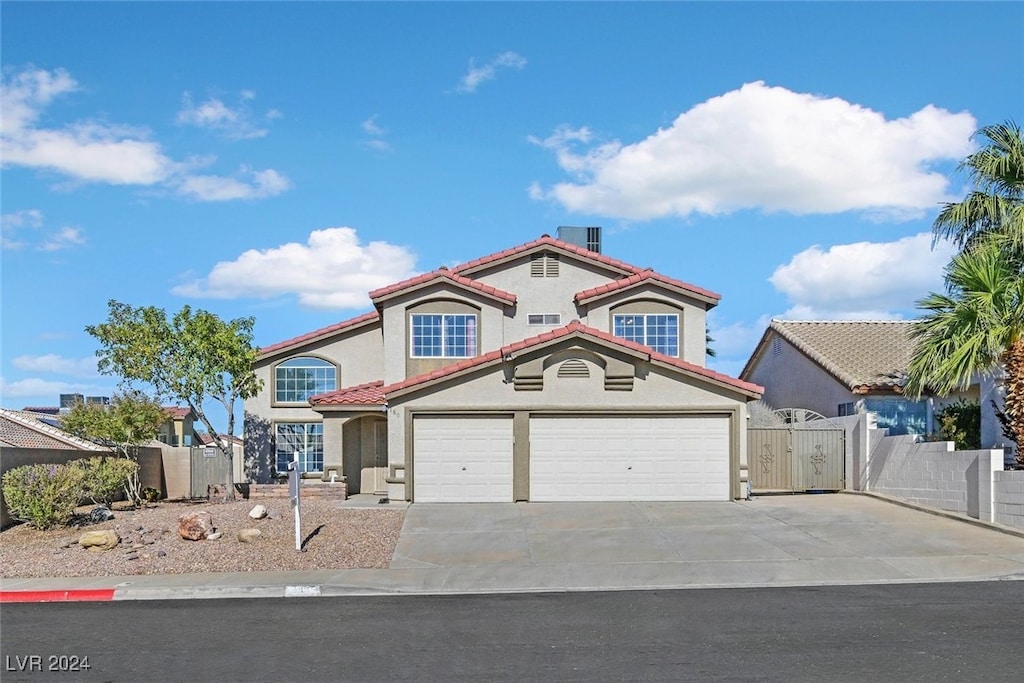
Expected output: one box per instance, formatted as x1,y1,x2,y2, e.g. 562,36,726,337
274,357,337,404
411,314,477,357
274,422,324,474
613,314,679,357
528,314,561,326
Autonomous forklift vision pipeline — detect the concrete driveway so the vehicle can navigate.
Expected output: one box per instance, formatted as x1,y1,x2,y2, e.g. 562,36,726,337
390,493,1024,593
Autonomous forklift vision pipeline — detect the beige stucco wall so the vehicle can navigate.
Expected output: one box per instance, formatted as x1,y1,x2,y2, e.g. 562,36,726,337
744,334,855,415
468,254,622,342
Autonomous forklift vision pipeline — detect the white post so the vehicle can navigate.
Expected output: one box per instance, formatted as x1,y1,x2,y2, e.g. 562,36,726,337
292,451,301,552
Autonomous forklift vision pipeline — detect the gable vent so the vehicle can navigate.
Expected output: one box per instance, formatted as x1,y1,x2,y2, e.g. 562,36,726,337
530,253,559,277
557,359,590,378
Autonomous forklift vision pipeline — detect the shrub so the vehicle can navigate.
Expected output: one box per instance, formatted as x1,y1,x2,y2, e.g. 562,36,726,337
72,456,139,506
142,486,161,503
1,463,85,530
935,400,981,450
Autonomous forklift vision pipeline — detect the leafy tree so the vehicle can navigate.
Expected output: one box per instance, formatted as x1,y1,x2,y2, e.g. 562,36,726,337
86,301,263,501
934,399,981,450
62,391,165,504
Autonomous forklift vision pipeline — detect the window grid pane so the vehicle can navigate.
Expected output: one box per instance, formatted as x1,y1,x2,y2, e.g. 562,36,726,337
613,314,679,357
274,422,324,473
274,358,337,403
412,314,476,358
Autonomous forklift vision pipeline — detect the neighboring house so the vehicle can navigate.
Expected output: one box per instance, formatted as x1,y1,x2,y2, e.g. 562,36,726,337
740,320,979,437
244,229,763,502
0,408,112,452
159,407,197,447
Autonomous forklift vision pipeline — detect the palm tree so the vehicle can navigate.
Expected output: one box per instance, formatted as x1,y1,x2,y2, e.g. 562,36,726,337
908,121,1024,463
932,120,1024,252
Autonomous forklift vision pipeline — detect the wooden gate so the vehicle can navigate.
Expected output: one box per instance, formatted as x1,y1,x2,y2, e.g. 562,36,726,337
748,427,845,492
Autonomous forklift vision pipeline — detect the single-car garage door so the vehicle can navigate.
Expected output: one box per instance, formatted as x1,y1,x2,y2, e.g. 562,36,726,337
413,415,514,502
530,415,730,501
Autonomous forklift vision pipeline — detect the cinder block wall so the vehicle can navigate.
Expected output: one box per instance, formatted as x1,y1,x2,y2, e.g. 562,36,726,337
867,437,973,513
994,471,1024,529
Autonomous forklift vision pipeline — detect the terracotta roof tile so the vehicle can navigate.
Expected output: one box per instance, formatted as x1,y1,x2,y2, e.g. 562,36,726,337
574,269,720,305
259,311,380,357
309,380,386,406
452,234,642,276
368,268,517,305
163,407,194,420
750,320,916,391
0,409,110,451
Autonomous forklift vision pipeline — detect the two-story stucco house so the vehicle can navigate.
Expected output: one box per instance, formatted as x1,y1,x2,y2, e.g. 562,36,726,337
243,229,763,502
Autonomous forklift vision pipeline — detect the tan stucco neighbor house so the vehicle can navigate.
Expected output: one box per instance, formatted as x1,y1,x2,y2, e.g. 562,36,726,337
740,320,979,437
243,230,763,502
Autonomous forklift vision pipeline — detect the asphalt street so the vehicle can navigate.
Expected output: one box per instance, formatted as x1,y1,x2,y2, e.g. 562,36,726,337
3,582,1023,682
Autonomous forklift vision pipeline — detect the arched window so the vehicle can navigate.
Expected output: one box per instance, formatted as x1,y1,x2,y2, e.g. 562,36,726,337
274,357,337,404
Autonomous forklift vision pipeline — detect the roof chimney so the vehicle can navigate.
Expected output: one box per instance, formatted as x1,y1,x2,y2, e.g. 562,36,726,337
556,226,601,253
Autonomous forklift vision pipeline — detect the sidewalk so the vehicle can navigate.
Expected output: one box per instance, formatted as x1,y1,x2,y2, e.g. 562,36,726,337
4,493,1024,602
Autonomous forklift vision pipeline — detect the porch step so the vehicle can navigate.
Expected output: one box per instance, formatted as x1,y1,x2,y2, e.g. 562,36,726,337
244,482,348,500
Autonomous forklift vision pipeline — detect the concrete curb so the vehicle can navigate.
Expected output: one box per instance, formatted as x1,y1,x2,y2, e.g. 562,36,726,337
0,589,115,603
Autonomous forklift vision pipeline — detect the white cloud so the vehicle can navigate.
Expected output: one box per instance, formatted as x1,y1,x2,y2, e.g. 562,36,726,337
176,91,275,140
360,115,393,153
1,66,291,201
176,168,291,201
12,354,99,378
531,81,977,220
0,376,109,400
707,312,773,359
769,232,956,319
172,227,418,309
457,51,526,93
1,209,87,252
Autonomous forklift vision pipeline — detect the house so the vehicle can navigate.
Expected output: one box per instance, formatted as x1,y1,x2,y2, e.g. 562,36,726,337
740,320,978,437
1,408,112,452
243,229,763,502
158,406,197,447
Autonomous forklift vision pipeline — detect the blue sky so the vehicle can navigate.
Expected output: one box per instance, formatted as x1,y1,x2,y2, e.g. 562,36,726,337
2,1,1021,431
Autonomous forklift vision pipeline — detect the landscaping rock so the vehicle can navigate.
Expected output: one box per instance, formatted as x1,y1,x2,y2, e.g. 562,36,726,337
88,506,115,524
248,504,268,519
178,511,215,541
237,528,262,543
206,531,223,541
78,530,120,551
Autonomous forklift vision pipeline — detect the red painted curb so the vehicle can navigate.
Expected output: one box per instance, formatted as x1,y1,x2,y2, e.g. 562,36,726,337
0,589,116,603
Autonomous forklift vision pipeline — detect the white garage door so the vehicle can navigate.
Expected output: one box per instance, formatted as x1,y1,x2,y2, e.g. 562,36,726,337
413,415,514,503
530,415,730,501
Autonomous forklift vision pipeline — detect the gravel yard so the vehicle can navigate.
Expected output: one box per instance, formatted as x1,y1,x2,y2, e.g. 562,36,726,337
0,499,405,579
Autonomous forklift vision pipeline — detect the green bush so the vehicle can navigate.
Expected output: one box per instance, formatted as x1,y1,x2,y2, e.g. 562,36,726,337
72,456,139,505
935,400,981,450
1,463,85,530
142,486,161,503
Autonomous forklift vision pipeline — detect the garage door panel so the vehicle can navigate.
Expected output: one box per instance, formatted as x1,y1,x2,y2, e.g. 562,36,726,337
530,416,730,502
414,416,513,503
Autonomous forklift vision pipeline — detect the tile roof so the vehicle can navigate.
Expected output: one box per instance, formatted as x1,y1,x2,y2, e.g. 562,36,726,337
163,407,194,420
452,234,642,276
259,310,380,358
0,409,110,451
747,320,917,392
368,268,517,305
310,321,762,407
574,269,721,306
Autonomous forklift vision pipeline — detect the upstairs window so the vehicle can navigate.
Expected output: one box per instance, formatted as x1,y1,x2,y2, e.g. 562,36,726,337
528,314,561,326
275,357,337,404
613,314,679,357
411,314,477,357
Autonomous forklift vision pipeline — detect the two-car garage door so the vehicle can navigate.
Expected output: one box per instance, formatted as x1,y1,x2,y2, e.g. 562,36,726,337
412,414,730,502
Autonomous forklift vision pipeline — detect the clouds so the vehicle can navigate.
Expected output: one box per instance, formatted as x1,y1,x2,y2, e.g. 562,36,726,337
769,232,956,319
172,227,418,309
176,91,279,140
457,51,526,93
1,209,85,251
531,81,976,221
361,115,393,153
12,354,99,378
1,66,289,201
177,168,291,202
0,354,106,403
0,377,108,400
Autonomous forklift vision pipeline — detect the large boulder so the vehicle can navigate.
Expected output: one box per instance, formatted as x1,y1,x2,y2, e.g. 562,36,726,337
79,530,120,551
178,511,215,541
237,528,262,543
248,504,268,520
